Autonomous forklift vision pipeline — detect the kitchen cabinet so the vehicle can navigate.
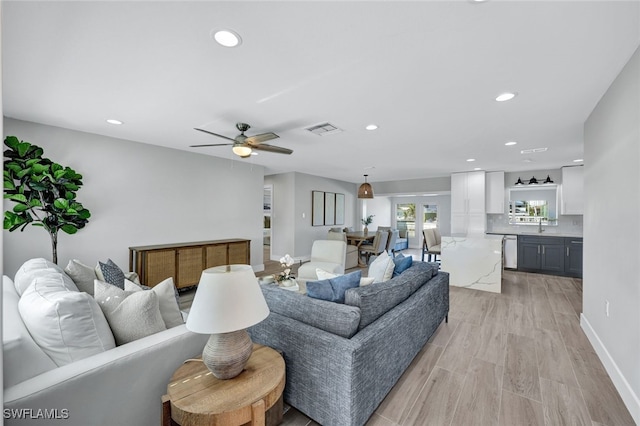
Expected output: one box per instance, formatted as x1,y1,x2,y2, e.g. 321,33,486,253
129,239,251,288
485,171,505,214
561,166,583,215
451,171,486,234
517,235,582,277
564,238,583,277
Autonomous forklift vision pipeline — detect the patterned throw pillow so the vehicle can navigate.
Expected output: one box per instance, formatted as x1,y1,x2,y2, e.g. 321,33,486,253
97,259,125,289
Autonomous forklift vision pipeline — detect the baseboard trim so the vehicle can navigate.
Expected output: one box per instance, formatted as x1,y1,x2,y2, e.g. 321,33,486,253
580,313,640,424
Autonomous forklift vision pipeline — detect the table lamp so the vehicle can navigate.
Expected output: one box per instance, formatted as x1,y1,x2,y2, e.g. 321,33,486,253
186,265,269,379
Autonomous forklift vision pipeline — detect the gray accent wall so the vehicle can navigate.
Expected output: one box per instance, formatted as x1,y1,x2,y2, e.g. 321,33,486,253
583,46,640,422
3,118,265,277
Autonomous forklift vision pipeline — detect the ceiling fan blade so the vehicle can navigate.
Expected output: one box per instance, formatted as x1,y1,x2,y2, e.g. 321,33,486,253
251,143,293,155
194,128,236,142
189,143,234,148
245,132,279,145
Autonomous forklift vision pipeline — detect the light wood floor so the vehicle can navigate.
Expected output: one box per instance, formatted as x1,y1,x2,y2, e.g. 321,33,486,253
184,247,635,426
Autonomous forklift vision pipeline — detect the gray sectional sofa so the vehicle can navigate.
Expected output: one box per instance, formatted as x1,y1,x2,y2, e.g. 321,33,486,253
248,262,449,426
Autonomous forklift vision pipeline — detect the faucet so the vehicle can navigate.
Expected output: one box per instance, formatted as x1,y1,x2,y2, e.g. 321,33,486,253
538,217,545,233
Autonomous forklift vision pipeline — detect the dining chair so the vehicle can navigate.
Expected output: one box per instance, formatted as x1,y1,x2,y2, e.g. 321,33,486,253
386,229,399,255
327,230,358,269
360,230,389,264
422,229,441,263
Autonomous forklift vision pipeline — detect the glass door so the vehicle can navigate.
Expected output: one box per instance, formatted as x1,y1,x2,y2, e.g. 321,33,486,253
396,203,416,246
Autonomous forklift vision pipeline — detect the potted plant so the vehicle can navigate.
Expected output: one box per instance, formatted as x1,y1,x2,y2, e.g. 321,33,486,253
361,214,374,235
3,136,91,264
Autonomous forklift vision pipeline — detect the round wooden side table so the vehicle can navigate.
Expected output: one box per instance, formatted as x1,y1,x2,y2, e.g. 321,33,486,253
162,344,285,426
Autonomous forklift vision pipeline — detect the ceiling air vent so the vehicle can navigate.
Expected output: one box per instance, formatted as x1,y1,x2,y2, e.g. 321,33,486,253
305,122,343,136
520,147,548,154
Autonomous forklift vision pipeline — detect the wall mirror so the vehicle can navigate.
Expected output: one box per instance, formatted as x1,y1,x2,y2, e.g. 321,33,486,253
508,186,558,225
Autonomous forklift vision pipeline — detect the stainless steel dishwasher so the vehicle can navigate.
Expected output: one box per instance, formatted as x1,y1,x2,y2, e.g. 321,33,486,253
504,235,518,269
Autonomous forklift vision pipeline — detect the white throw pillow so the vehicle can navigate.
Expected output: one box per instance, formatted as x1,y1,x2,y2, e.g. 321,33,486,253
124,278,184,328
18,274,115,367
94,280,167,345
367,251,395,283
14,258,76,296
316,268,376,287
65,259,98,295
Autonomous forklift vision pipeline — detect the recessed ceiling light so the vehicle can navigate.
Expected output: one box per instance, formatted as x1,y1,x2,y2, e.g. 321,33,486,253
573,158,583,162
213,29,242,47
495,92,517,102
474,167,482,171
106,119,123,125
365,124,378,131
466,158,476,162
505,141,517,146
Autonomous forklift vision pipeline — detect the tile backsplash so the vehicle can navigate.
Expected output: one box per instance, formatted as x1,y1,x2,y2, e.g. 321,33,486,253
486,213,583,236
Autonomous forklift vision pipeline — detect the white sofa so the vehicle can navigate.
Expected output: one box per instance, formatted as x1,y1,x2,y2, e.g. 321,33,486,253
2,259,208,426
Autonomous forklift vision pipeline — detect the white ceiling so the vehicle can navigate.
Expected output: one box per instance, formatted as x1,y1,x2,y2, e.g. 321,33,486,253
3,1,639,184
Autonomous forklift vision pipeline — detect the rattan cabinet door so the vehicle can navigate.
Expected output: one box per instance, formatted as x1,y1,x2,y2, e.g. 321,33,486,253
206,244,227,268
228,241,249,264
145,249,176,287
177,247,204,288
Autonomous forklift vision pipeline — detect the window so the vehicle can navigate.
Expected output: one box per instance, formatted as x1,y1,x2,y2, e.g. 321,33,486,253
396,203,416,238
423,204,438,230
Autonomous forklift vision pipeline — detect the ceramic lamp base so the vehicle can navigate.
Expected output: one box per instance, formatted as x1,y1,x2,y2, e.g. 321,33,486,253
202,330,253,379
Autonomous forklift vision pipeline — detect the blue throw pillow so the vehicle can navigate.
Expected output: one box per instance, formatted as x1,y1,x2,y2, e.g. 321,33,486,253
307,270,361,303
392,254,413,277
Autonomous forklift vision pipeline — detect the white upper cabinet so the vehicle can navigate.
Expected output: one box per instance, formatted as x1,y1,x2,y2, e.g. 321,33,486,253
451,171,486,234
561,166,584,215
485,171,505,214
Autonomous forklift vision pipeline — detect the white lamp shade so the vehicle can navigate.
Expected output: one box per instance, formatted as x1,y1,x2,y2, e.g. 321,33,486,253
186,265,269,334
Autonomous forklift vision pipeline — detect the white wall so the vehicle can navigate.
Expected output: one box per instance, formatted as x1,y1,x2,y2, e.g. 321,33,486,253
364,196,392,230
265,172,357,260
3,118,265,277
583,46,640,422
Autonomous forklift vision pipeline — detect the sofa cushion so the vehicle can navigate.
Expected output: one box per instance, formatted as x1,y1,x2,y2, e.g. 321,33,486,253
368,251,395,283
94,280,167,345
307,270,361,303
65,259,98,295
392,254,413,277
3,275,57,387
14,258,76,296
259,284,361,338
344,262,438,330
18,273,116,367
124,278,184,328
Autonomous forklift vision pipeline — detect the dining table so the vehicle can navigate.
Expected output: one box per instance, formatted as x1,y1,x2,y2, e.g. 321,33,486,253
345,231,375,267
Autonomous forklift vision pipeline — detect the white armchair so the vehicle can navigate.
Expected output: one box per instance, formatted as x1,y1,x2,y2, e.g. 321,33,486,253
297,240,346,289
327,230,359,269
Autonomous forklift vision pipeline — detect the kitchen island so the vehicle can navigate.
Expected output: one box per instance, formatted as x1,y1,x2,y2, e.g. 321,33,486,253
441,234,503,293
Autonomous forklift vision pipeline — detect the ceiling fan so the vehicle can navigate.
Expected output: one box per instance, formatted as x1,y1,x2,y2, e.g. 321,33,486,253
191,122,293,158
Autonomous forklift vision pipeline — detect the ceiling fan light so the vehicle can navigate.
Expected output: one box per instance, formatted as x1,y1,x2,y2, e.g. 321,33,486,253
358,174,374,199
232,145,252,157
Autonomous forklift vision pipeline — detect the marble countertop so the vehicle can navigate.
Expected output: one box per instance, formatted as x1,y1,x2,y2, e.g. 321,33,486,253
486,231,583,238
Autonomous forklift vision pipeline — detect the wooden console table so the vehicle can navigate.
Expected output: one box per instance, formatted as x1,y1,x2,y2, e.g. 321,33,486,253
162,344,285,426
129,239,250,289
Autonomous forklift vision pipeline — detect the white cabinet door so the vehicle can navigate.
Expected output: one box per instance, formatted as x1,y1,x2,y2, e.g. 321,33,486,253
450,171,486,234
451,173,467,214
486,171,505,214
467,171,486,214
561,166,584,215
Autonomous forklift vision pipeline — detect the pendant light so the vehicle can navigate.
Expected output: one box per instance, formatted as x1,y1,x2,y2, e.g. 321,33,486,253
514,177,524,186
543,175,554,184
528,176,538,185
358,174,374,199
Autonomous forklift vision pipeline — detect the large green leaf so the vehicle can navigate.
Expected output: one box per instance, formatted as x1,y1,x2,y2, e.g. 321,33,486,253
53,198,70,210
9,194,28,204
61,224,78,234
16,142,32,158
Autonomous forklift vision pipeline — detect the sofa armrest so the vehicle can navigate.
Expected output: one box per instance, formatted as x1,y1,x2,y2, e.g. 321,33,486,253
4,325,208,426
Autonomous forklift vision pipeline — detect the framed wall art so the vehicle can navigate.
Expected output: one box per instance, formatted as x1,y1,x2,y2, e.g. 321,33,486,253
324,192,336,226
312,191,324,226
